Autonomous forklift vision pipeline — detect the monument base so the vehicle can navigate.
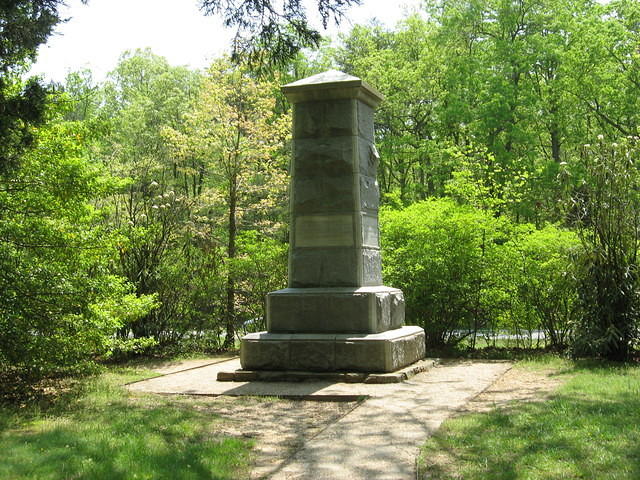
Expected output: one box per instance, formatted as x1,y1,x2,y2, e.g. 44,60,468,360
267,286,405,334
240,325,425,373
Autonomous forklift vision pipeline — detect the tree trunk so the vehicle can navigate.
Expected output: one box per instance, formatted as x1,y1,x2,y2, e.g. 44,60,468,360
223,175,238,350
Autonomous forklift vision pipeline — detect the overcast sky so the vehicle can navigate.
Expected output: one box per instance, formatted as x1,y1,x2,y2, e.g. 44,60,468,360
30,0,423,83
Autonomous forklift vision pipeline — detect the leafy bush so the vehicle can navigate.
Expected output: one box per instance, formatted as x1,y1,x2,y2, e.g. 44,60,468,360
0,119,156,383
231,230,287,335
497,226,581,349
381,199,506,345
381,199,581,349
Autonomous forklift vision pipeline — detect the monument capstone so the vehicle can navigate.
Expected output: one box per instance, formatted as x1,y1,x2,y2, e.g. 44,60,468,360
240,70,425,373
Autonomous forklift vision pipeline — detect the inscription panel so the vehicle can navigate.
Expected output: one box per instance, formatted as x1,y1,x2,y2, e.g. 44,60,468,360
295,215,354,247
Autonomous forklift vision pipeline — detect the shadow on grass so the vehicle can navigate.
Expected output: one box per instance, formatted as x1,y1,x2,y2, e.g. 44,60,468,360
0,375,252,480
421,362,640,480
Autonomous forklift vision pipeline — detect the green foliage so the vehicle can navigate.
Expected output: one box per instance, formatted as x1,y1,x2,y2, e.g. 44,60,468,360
198,0,360,71
0,1,67,173
231,230,288,333
381,199,506,345
381,199,580,348
0,111,155,382
497,226,581,349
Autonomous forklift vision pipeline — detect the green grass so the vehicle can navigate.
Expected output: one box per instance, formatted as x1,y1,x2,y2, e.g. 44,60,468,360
0,367,253,480
419,356,640,480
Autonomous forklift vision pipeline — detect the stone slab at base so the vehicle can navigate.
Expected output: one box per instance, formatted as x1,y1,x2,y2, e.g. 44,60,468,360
240,325,425,373
217,359,435,383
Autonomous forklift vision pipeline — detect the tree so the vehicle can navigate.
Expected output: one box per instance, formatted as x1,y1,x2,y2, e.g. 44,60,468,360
0,0,67,173
199,0,361,69
567,137,640,361
164,59,289,348
334,17,448,204
93,50,206,341
0,103,155,387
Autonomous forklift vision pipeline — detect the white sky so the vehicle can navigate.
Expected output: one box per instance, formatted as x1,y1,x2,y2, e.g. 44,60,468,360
30,0,423,83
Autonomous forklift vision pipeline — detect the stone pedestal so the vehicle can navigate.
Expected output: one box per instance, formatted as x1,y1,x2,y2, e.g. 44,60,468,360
238,70,425,374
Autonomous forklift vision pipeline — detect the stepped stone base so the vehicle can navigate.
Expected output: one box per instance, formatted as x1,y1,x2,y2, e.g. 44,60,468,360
240,326,425,373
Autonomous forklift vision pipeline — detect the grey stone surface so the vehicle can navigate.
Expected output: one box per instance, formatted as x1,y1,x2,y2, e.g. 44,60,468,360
390,291,405,329
357,137,379,178
294,99,355,139
292,177,354,215
241,326,424,373
361,213,379,247
360,176,380,212
293,137,354,179
240,337,290,370
361,248,383,286
282,70,384,108
357,100,375,141
218,359,435,383
289,247,359,287
294,214,354,248
267,287,404,333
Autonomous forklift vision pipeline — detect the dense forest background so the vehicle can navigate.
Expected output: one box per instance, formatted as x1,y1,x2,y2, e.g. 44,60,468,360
2,0,639,386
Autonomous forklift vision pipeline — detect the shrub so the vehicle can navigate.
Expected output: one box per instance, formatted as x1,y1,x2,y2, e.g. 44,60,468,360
497,225,581,349
381,199,506,346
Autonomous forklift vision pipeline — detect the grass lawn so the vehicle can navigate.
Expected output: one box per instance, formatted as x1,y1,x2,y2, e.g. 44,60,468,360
0,367,253,480
419,356,640,479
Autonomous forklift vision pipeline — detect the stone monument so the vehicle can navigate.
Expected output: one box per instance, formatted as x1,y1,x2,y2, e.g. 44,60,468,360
240,70,425,373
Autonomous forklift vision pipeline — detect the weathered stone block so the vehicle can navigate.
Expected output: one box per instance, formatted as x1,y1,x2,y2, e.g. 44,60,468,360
267,288,373,332
334,339,386,371
240,326,425,373
389,329,426,370
357,100,375,141
293,137,354,178
360,175,380,212
240,335,290,370
268,286,404,333
390,291,405,329
293,175,354,214
294,99,355,139
290,340,335,370
361,248,383,286
290,248,359,287
358,137,378,178
375,292,392,332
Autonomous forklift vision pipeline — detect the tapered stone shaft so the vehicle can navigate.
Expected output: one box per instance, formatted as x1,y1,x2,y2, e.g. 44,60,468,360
284,70,383,288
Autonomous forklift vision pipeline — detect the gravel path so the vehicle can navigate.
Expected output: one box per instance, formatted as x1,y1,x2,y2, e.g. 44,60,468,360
129,358,512,479
266,361,510,480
